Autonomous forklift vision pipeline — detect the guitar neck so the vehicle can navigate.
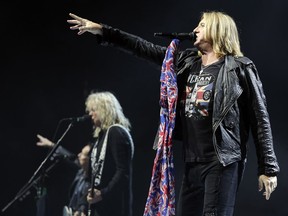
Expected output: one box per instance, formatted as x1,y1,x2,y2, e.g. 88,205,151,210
87,172,97,216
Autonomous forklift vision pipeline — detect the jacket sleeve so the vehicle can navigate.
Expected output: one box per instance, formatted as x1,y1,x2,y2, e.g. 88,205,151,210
54,146,77,161
98,24,167,68
76,179,90,213
244,62,280,176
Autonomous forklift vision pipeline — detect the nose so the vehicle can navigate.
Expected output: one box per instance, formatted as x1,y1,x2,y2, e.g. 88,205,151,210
193,26,198,33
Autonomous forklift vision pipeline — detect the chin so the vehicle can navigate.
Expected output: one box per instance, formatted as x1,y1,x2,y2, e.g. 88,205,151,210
193,40,200,46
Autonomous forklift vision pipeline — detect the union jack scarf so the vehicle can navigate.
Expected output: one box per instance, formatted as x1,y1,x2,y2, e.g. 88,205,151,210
143,39,179,216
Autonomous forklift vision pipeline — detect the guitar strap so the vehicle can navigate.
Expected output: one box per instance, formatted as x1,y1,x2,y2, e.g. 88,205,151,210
91,124,133,186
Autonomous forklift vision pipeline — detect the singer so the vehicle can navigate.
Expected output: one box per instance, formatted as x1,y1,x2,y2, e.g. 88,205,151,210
84,91,134,216
67,11,279,216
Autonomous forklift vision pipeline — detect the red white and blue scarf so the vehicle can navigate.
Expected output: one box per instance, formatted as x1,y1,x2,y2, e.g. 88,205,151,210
144,39,179,216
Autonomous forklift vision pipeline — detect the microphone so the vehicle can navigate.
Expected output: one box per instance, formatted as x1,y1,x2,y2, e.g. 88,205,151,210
62,115,91,123
154,32,196,41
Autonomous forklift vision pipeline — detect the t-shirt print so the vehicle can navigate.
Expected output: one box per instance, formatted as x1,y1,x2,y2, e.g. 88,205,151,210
185,72,215,119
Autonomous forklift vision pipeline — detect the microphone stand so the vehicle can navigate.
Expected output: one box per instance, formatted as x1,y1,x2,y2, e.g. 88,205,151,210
1,121,75,214
1,160,60,213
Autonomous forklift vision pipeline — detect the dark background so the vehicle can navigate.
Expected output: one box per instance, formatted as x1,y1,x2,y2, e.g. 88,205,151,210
1,0,287,215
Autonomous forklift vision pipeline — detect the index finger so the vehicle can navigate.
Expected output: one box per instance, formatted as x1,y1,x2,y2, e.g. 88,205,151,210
69,13,83,21
264,183,272,200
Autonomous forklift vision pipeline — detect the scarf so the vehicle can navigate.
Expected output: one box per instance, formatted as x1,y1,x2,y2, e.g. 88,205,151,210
143,39,179,216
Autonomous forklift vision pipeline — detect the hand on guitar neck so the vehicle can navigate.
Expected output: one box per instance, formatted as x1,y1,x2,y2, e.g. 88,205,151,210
87,188,103,204
87,187,102,216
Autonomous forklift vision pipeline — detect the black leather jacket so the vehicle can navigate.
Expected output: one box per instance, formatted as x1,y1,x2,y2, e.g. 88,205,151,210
99,25,279,176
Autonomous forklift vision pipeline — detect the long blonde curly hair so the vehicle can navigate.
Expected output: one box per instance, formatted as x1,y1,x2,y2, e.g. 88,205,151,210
85,91,131,138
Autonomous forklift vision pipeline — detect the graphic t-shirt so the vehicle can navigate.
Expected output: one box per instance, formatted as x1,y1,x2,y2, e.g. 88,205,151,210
181,58,224,162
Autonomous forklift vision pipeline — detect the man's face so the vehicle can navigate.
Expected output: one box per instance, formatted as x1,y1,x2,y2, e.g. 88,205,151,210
78,145,90,169
193,18,211,51
87,106,101,127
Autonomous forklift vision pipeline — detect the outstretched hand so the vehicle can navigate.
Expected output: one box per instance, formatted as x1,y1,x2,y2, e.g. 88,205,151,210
258,174,277,200
36,134,53,148
67,13,103,35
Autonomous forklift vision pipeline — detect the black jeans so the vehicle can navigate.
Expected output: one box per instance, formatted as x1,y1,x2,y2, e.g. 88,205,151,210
177,160,243,216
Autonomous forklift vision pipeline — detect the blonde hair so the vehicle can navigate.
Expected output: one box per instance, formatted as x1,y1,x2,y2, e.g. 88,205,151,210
85,91,131,137
201,11,243,57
